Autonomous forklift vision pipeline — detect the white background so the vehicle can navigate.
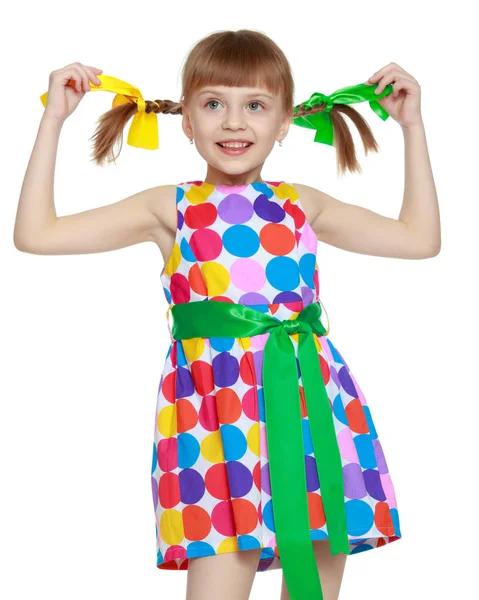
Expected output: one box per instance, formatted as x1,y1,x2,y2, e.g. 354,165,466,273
2,1,478,598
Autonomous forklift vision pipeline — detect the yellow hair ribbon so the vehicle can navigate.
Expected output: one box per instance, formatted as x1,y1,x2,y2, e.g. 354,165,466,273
40,74,161,150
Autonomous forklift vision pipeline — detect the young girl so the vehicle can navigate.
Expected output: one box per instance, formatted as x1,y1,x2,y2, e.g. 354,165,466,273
16,29,440,600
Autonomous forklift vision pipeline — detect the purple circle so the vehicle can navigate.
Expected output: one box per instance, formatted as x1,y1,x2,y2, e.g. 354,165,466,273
177,366,194,398
239,292,271,306
226,461,253,497
301,286,314,304
372,439,389,474
151,476,158,509
330,366,340,390
212,352,240,388
343,462,367,499
253,350,265,386
179,468,205,504
338,365,358,398
363,469,387,501
254,193,285,223
273,291,303,304
261,462,271,495
305,455,320,491
218,194,255,224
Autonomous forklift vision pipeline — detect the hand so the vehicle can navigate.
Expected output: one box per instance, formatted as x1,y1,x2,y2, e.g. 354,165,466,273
365,62,422,129
43,62,103,123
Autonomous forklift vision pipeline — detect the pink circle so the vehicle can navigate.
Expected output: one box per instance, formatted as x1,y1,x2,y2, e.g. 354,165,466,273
250,333,269,350
380,473,397,509
211,500,236,536
337,427,359,463
230,258,266,292
216,184,249,194
300,220,318,254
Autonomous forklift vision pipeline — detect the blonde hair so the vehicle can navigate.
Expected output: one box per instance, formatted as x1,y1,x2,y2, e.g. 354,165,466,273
90,29,381,175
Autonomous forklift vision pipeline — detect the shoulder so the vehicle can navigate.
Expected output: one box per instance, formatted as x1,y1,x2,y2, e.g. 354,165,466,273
144,184,178,232
291,182,329,231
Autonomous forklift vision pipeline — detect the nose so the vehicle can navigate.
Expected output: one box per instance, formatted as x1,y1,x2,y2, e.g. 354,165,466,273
222,106,248,130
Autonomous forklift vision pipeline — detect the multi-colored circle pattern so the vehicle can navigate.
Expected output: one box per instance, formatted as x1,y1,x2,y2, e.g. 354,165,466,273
152,180,401,572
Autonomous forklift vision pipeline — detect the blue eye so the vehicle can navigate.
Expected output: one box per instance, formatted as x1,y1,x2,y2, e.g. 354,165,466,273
205,100,264,111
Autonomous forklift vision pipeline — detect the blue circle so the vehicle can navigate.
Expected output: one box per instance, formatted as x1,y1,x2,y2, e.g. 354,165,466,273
333,393,348,426
263,499,275,533
223,224,260,257
151,441,158,474
327,339,345,365
252,182,274,198
266,256,300,291
238,535,261,550
390,508,401,536
260,547,275,559
187,541,215,558
257,387,265,423
178,432,200,469
311,528,328,541
354,434,377,469
345,500,374,536
351,543,374,554
299,252,316,288
180,236,196,263
362,406,378,439
210,336,236,352
176,342,188,367
302,418,313,455
221,424,247,461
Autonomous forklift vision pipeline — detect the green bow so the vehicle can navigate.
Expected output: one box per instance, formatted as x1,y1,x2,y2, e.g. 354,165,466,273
291,82,394,146
170,299,350,600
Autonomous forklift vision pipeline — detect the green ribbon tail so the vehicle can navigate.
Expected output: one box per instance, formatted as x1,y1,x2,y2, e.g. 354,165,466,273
263,327,324,599
299,333,350,555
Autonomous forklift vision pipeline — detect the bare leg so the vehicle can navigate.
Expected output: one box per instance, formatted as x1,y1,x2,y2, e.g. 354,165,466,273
279,540,348,600
186,548,263,600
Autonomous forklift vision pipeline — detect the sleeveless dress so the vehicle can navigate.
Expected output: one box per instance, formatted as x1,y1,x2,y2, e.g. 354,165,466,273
151,180,402,572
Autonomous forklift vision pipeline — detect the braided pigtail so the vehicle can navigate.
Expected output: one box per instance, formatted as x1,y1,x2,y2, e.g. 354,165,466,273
89,98,182,166
291,83,393,177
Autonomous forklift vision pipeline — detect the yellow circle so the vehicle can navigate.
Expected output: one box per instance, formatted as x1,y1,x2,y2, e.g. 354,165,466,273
201,262,230,296
160,509,184,546
247,422,260,457
157,404,177,438
201,430,225,463
218,536,239,554
182,337,206,362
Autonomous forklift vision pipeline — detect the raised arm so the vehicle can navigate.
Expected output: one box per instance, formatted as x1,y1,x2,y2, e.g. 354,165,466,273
294,122,441,260
13,113,171,255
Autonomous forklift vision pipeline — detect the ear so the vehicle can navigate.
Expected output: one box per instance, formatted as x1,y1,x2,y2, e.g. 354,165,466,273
278,111,292,142
181,106,192,138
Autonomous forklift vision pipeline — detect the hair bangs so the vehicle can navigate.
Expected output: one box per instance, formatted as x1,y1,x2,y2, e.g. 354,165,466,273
180,30,294,114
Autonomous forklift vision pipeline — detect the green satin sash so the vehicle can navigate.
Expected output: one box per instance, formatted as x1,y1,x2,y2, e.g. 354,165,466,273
170,299,350,599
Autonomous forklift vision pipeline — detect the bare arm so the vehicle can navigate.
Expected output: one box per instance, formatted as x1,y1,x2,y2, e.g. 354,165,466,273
13,113,163,255
295,122,441,260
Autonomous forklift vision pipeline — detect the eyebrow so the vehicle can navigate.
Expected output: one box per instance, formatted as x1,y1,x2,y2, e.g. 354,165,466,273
198,89,274,100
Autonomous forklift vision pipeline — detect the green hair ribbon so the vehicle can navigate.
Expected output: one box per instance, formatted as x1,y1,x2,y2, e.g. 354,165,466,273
291,82,394,146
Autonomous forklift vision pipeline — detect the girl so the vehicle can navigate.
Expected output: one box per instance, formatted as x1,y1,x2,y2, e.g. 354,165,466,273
15,29,440,600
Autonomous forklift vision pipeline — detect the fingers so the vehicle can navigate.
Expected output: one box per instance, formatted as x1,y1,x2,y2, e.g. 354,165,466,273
54,62,103,94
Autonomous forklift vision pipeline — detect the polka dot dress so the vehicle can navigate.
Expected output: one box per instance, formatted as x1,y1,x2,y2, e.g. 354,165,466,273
151,180,401,572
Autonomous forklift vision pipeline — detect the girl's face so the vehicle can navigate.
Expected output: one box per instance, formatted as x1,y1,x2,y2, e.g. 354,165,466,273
181,85,291,184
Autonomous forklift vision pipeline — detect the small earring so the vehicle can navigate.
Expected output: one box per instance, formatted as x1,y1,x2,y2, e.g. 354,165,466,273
189,138,194,144
278,140,283,146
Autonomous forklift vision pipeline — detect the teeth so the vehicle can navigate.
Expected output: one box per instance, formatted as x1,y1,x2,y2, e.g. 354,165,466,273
220,142,250,148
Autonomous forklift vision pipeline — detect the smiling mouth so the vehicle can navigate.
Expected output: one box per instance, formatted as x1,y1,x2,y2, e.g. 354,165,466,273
217,143,253,148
